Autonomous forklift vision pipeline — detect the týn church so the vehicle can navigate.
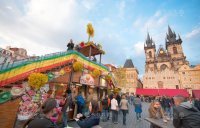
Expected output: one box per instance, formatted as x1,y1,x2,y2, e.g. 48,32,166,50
142,26,200,93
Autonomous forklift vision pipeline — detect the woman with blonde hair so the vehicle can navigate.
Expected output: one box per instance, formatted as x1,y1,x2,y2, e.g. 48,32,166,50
120,94,129,125
148,100,164,128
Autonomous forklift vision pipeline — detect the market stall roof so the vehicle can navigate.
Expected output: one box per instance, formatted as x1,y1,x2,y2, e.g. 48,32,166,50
136,88,189,97
192,90,200,98
79,43,105,57
50,73,70,84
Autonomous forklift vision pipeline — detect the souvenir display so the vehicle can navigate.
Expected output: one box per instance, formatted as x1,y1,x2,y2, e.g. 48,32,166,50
17,100,38,120
0,91,11,104
11,86,25,96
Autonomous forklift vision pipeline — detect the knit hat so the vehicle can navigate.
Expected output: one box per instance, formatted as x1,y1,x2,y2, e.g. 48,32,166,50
42,98,57,114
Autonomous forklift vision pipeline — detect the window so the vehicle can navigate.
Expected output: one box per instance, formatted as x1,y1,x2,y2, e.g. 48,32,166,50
160,64,168,71
131,74,133,78
173,47,178,54
149,51,152,58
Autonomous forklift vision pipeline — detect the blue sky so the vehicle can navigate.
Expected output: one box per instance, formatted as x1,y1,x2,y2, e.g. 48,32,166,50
0,0,200,77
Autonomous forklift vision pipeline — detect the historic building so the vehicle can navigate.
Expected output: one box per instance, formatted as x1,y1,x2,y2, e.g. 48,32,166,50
179,64,200,93
0,46,28,64
114,59,139,93
143,26,190,89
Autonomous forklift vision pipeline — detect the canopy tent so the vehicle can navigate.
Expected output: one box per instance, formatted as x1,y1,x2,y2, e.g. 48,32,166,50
136,88,159,96
136,88,189,97
192,90,200,98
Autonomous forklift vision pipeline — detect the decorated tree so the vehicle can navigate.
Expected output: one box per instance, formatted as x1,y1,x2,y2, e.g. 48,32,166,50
113,67,127,88
87,23,94,42
28,73,48,90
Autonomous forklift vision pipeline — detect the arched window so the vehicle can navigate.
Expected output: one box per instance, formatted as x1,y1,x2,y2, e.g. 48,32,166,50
148,51,152,58
173,47,178,54
160,64,168,71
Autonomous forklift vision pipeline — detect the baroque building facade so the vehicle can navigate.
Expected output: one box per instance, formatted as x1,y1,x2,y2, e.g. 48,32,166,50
115,59,139,93
179,64,200,93
143,26,190,89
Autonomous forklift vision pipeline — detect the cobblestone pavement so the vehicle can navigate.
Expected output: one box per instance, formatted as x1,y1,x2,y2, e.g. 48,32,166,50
68,102,151,128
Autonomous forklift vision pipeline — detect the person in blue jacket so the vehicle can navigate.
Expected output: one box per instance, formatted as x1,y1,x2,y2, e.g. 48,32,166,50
75,100,100,128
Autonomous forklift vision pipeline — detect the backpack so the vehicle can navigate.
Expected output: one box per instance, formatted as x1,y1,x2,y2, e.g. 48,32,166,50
77,95,85,106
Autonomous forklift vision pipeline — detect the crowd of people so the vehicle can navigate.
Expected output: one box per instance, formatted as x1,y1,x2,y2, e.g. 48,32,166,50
22,89,200,128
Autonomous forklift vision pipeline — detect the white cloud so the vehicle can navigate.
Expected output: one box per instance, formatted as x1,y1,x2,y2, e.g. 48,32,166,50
133,41,144,56
0,0,91,56
143,15,168,32
185,27,200,40
81,0,98,10
132,10,168,33
132,10,168,47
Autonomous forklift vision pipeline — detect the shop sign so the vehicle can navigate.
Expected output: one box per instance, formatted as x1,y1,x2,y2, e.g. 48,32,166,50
80,74,94,86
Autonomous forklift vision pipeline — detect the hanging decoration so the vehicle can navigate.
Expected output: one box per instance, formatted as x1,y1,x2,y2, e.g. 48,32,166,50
47,72,55,81
80,41,85,48
91,69,101,78
73,61,83,72
64,67,71,73
105,75,111,82
59,69,65,75
28,73,48,90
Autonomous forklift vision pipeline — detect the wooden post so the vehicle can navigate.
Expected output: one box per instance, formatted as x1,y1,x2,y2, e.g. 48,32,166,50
98,75,101,99
89,46,92,60
99,54,102,64
68,62,74,89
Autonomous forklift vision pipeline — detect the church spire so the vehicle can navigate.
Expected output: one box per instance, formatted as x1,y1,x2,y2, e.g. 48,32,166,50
168,25,173,36
166,25,176,43
145,32,155,48
147,32,150,42
178,34,181,39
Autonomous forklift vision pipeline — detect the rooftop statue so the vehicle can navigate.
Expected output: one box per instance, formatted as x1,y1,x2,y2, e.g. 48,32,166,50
67,39,74,51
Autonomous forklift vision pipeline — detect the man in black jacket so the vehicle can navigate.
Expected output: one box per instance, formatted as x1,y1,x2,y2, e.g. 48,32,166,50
194,98,200,111
26,98,58,128
173,95,200,128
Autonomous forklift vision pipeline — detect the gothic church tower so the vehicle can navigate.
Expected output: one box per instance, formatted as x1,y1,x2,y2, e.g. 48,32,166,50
166,26,189,70
144,33,156,72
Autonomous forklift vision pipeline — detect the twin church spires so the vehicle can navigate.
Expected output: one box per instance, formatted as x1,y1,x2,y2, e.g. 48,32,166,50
144,25,188,71
144,25,182,49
